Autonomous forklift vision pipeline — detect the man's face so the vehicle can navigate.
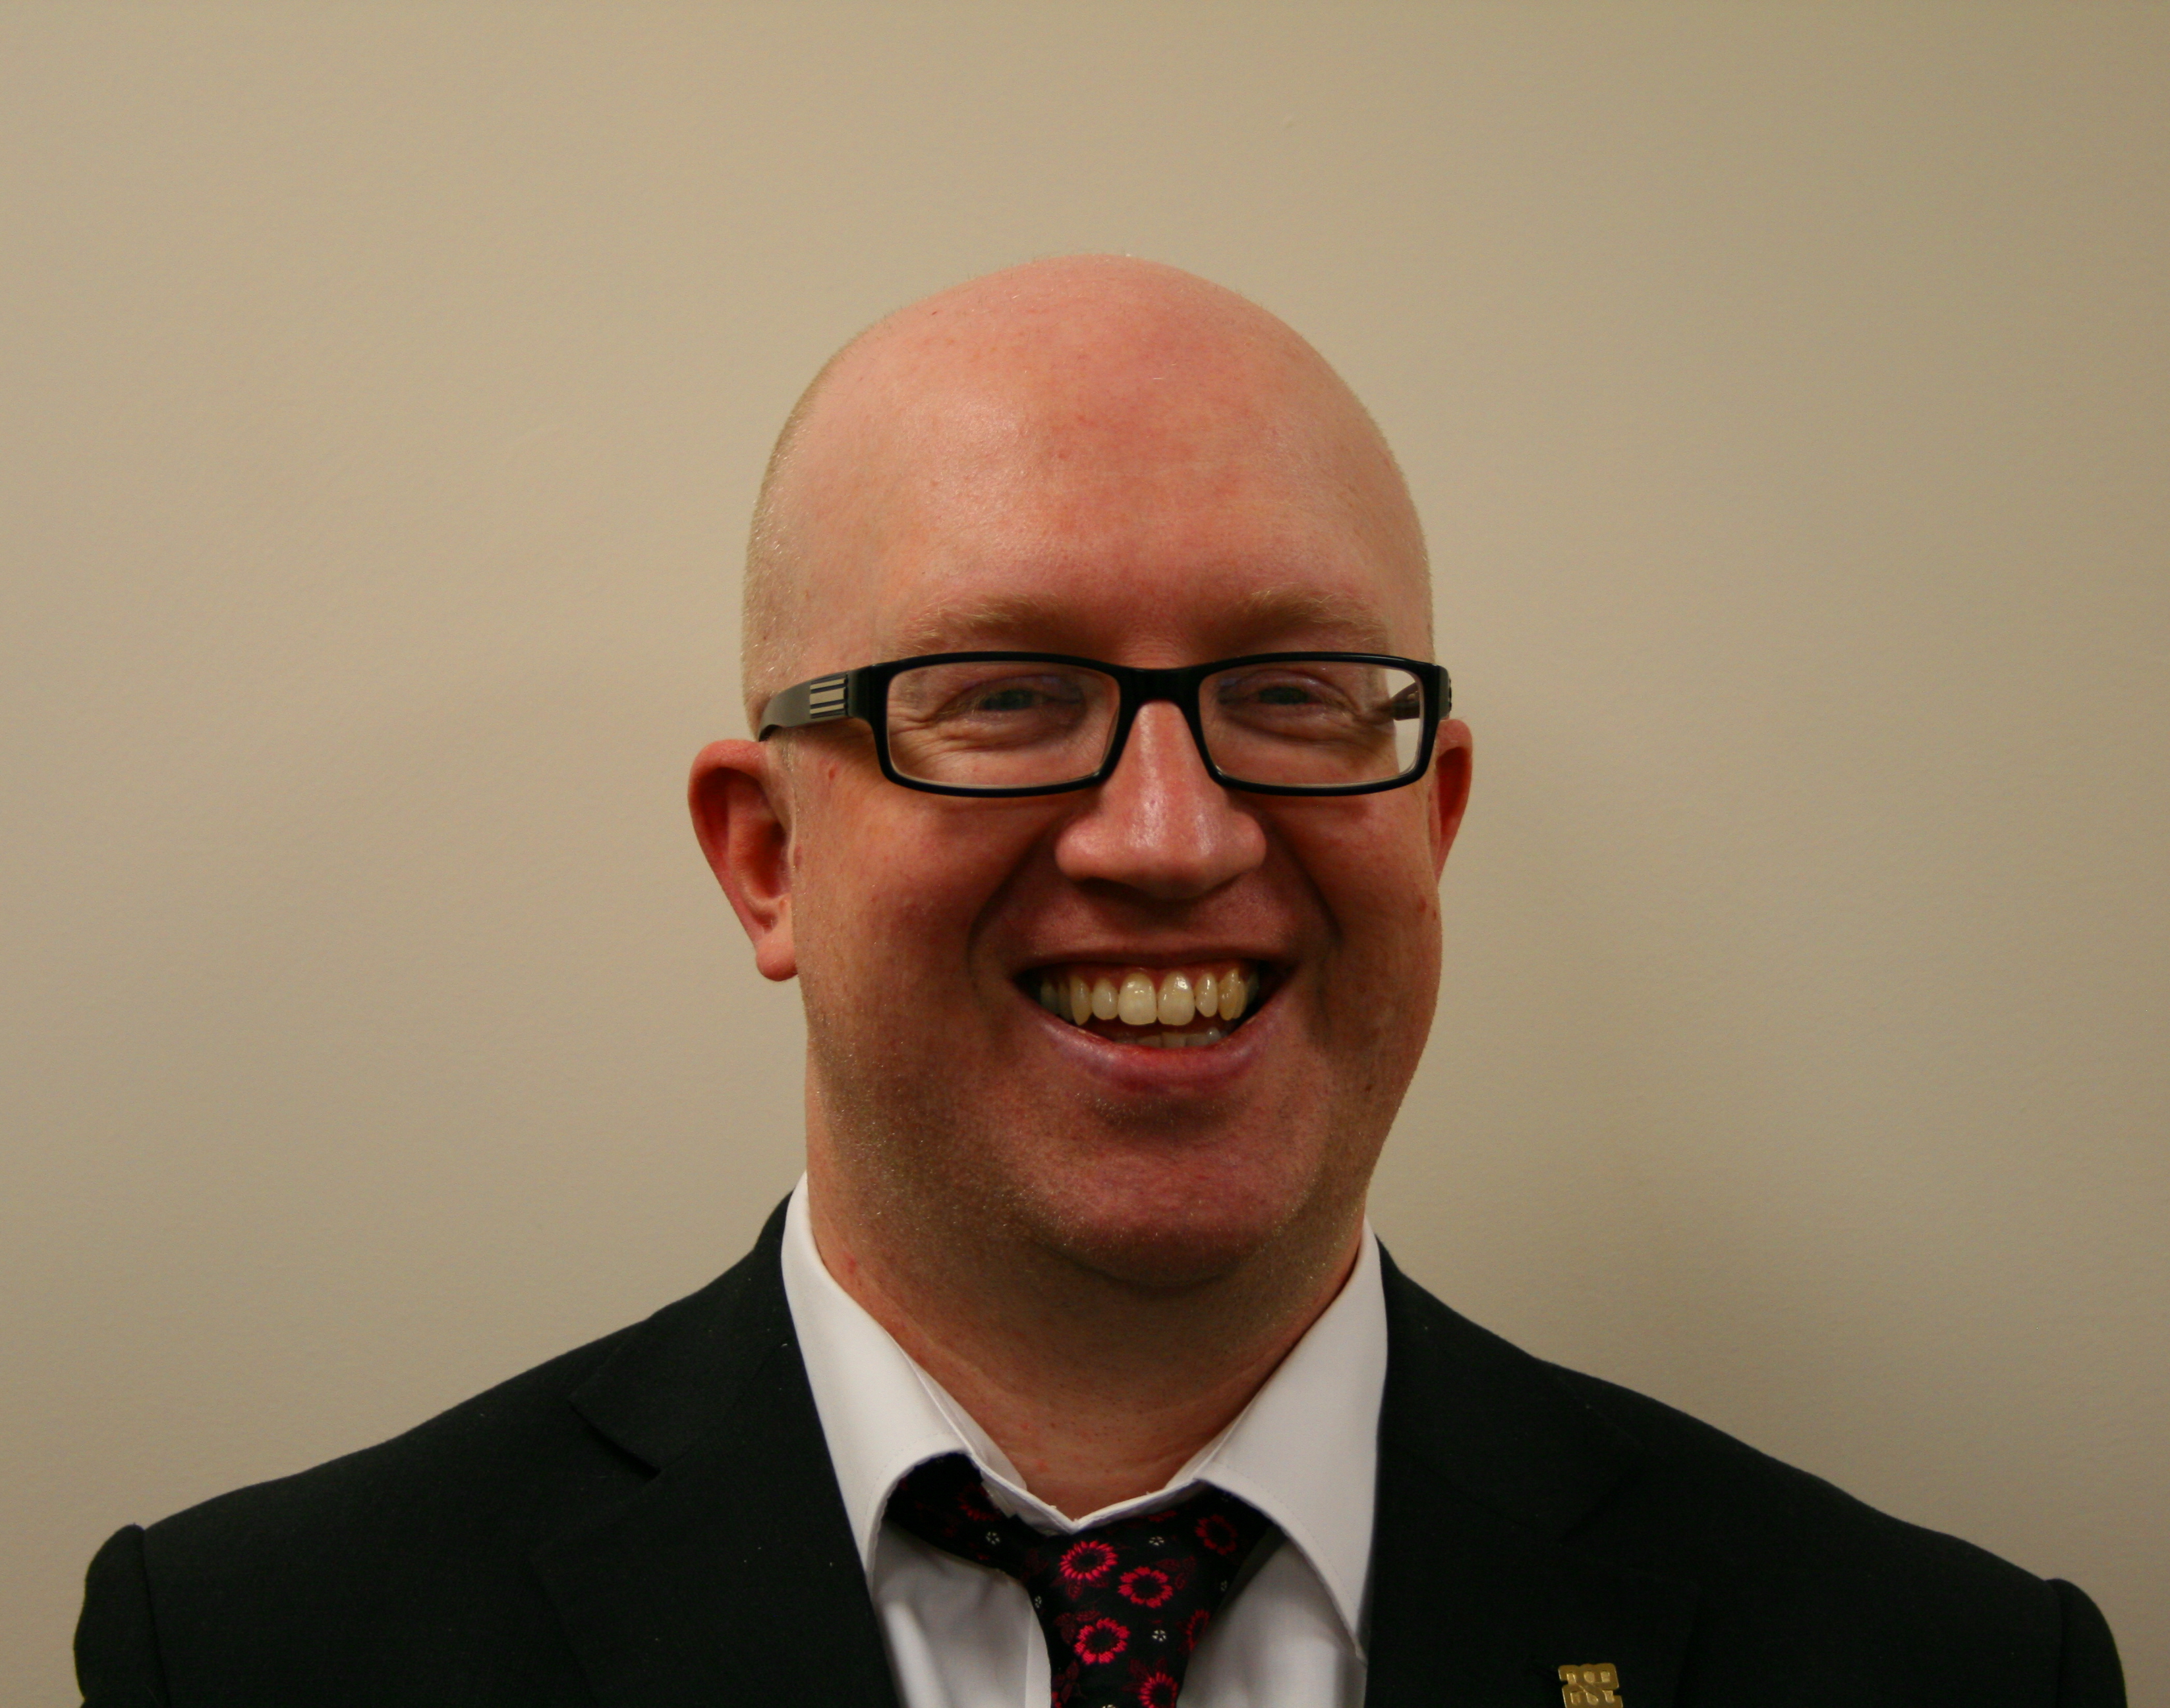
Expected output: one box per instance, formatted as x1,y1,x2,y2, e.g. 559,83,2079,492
754,320,1469,1292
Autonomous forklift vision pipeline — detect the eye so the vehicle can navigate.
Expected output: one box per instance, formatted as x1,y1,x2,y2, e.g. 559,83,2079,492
1214,670,1360,717
888,663,1105,743
964,681,1071,714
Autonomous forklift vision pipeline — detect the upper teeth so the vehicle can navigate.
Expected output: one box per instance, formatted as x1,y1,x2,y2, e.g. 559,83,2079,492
1035,963,1255,1044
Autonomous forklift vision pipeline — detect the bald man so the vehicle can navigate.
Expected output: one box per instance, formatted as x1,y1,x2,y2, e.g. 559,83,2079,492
77,260,2123,1708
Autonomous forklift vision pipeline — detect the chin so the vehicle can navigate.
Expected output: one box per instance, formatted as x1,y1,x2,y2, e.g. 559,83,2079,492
1000,1138,1359,1294
1048,1218,1276,1292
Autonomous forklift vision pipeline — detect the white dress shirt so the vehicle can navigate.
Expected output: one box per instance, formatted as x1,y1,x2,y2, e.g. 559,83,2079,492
779,1179,1385,1708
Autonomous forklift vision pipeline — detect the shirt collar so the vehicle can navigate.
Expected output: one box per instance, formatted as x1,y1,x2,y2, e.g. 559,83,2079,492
779,1176,1385,1651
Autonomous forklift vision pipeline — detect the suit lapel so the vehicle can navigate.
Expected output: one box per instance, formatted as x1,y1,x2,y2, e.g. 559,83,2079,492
1365,1253,1699,1708
530,1204,900,1708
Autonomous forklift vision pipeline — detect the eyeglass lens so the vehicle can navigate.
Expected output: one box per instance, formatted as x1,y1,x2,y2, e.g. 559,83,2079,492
882,658,1427,791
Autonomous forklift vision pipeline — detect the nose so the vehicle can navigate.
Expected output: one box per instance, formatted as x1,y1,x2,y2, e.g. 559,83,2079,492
1052,701,1267,899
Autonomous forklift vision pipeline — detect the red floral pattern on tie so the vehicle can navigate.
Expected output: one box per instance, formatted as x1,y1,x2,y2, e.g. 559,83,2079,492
1136,1672,1181,1708
1060,1539,1119,1585
887,1453,1276,1708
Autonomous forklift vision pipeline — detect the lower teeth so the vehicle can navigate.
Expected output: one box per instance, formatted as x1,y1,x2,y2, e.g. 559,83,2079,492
1136,1027,1224,1049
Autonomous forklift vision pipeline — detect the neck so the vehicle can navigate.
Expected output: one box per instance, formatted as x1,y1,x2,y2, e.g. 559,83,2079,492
805,1153,1363,1520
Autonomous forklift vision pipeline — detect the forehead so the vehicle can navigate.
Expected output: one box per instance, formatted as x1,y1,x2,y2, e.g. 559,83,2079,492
803,353,1430,669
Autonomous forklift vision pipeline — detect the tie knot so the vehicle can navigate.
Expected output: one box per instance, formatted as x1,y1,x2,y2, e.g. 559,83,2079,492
887,1453,1276,1708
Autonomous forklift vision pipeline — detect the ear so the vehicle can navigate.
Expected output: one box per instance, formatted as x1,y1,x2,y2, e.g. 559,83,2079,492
1426,718,1473,879
688,739,797,981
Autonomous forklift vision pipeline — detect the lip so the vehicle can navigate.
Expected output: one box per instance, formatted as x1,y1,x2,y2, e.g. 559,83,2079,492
1015,963,1284,1091
1010,946,1283,975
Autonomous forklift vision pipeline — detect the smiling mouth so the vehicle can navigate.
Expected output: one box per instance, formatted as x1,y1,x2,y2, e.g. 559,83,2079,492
1021,961,1271,1049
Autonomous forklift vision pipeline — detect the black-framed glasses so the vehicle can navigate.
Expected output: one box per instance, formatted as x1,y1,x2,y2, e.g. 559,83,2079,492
757,651,1450,797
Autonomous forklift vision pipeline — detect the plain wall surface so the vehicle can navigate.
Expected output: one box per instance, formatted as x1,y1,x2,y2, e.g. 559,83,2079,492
3,4,2164,1696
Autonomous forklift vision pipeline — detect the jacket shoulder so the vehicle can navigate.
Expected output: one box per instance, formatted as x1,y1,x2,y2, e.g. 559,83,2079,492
1549,1361,2123,1703
1547,1355,2042,1588
86,1218,789,1705
1378,1260,2124,1703
146,1314,638,1562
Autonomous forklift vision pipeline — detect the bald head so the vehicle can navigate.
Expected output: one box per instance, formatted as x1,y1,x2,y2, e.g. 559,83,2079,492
742,256,1429,728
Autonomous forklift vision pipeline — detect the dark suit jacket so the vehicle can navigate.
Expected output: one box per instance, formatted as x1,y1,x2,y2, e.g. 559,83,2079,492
78,1203,2125,1706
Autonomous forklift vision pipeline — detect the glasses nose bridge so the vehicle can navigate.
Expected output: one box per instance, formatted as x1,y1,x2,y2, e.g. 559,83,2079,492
1106,662,1214,778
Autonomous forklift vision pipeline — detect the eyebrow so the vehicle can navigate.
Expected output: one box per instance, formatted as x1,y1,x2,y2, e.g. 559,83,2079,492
886,592,1071,657
886,583,1405,659
1227,584,1402,653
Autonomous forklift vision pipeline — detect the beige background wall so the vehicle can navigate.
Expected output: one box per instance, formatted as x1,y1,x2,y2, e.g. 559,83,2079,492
4,3,2163,1696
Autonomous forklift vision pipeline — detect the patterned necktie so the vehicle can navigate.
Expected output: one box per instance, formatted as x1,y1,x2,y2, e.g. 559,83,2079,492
886,1452,1276,1708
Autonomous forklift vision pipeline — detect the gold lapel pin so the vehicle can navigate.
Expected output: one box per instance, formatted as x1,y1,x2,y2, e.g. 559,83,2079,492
1558,1663,1622,1707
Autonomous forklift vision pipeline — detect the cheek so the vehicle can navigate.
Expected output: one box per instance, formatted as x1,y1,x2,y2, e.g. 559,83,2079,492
788,793,1045,990
1289,799,1444,944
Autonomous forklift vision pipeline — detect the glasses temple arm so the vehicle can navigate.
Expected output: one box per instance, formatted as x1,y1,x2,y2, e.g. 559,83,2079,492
756,671,858,739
